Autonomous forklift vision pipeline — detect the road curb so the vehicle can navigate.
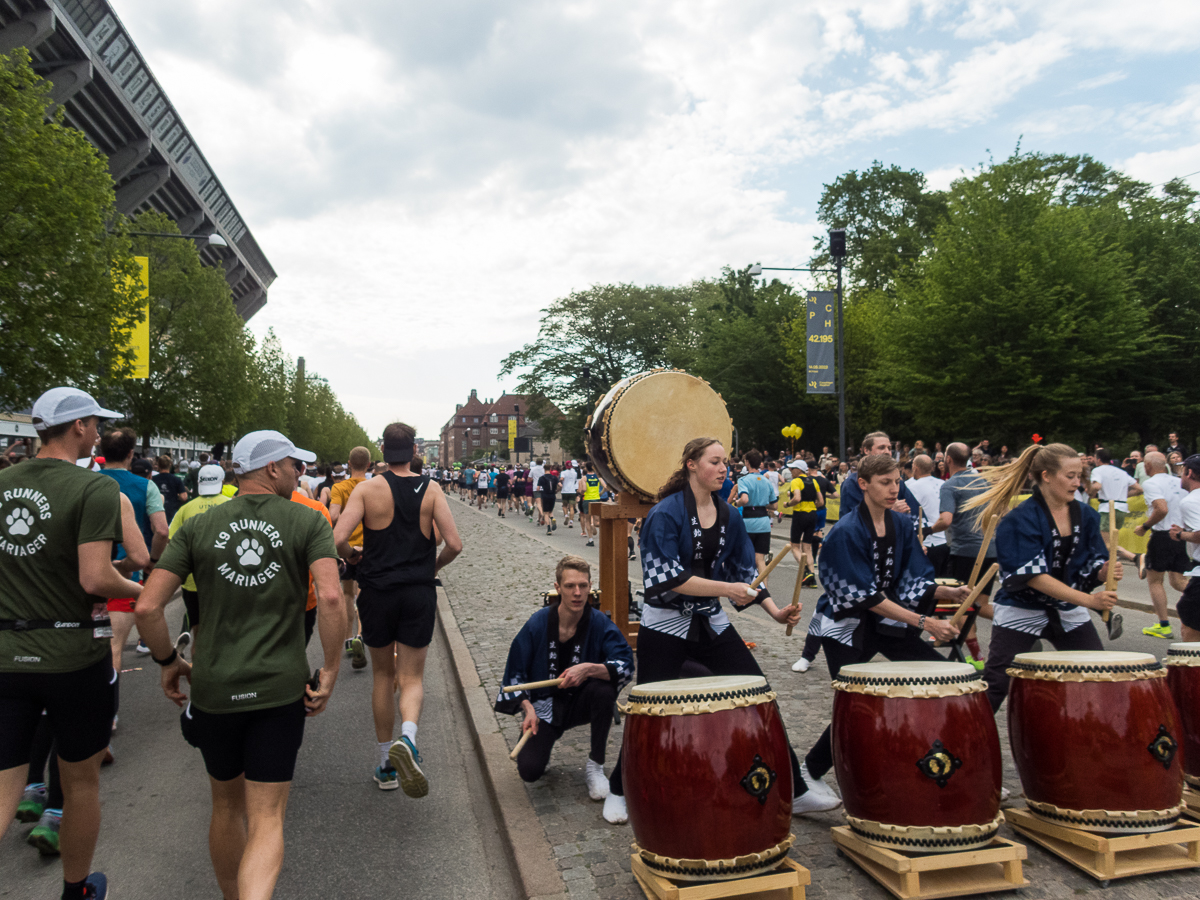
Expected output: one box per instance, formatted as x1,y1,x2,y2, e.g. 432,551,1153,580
435,588,565,900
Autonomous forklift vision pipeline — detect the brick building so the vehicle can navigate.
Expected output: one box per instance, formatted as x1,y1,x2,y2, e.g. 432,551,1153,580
439,390,563,467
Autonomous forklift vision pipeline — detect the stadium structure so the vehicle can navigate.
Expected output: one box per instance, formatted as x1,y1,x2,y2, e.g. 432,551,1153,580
0,0,275,320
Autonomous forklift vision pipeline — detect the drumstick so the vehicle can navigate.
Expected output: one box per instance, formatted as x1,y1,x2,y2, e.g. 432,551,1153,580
502,678,563,693
967,516,999,590
948,563,1000,630
749,544,791,591
785,557,806,637
1104,500,1118,623
509,729,533,760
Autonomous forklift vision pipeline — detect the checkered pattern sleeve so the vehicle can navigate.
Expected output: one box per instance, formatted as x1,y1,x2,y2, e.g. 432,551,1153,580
596,612,634,691
640,504,691,603
816,545,879,618
996,507,1050,592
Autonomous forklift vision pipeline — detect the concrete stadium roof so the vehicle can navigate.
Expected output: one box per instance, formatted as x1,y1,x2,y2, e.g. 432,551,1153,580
0,0,275,320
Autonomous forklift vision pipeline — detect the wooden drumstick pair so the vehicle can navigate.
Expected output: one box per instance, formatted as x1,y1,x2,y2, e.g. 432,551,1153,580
785,556,807,637
1104,500,1124,639
947,562,1000,631
503,679,564,760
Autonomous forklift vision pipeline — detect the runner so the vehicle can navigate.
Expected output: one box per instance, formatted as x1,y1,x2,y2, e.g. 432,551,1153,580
329,446,371,670
292,468,335,647
135,430,345,900
152,455,189,525
1088,448,1144,570
1134,451,1190,638
530,458,546,524
905,454,948,575
494,465,511,517
581,463,602,547
1170,455,1200,641
496,556,632,798
734,450,778,581
333,423,463,796
476,465,489,510
538,466,559,534
1,387,137,900
560,461,579,528
167,464,230,654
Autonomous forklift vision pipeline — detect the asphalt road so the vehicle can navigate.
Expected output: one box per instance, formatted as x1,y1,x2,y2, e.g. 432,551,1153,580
3,595,518,900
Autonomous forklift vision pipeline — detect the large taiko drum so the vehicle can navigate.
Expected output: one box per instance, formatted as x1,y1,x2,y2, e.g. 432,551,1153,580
621,676,793,881
1008,651,1183,833
831,661,1002,853
1165,643,1200,790
586,369,732,503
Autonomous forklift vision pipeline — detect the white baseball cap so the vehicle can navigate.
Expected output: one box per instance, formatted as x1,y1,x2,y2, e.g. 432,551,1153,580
231,430,316,474
197,464,225,495
793,460,809,472
32,387,122,431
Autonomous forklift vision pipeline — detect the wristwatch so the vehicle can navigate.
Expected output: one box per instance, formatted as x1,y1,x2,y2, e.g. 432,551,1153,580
917,615,927,632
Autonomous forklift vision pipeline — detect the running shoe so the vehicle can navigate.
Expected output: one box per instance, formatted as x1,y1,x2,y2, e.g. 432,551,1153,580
16,784,46,822
388,737,429,798
586,540,595,547
374,764,400,791
1143,623,1174,639
135,640,151,655
962,652,986,672
551,517,557,531
1137,553,1147,580
81,873,108,900
344,638,354,656
27,809,61,855
174,630,191,659
349,636,367,670
567,521,573,528
802,573,818,588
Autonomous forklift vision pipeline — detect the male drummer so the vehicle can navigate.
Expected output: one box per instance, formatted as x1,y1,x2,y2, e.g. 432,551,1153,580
495,556,632,800
793,454,969,815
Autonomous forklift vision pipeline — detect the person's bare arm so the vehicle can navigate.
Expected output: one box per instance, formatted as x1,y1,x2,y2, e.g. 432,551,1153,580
329,501,344,524
306,557,347,716
871,597,959,641
79,541,143,599
135,568,190,703
114,494,150,575
1138,499,1168,533
430,484,463,570
1128,482,1143,496
333,486,367,562
1027,573,1119,611
1088,480,1101,498
147,510,169,562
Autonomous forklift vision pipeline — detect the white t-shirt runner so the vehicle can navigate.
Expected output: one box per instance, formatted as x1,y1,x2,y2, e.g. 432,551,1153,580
1091,464,1136,512
1180,489,1200,577
906,475,946,547
560,468,579,494
1142,472,1187,531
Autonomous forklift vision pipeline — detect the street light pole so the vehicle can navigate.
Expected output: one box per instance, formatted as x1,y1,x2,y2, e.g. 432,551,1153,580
835,255,846,462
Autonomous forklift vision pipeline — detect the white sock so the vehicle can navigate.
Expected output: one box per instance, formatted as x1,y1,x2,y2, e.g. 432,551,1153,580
401,721,418,745
378,741,392,769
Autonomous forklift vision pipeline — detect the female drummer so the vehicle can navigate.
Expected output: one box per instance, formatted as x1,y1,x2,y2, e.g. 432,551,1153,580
963,443,1121,712
602,437,802,825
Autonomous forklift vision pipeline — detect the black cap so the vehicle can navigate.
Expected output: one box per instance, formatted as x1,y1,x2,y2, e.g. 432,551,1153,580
1182,454,1200,476
382,432,414,463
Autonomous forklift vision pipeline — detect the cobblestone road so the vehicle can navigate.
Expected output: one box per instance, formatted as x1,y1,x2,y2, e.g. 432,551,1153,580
439,496,1200,900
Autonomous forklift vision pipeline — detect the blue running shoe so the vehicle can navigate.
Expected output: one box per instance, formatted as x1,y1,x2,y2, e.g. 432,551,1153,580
373,764,399,791
83,872,108,899
388,736,428,798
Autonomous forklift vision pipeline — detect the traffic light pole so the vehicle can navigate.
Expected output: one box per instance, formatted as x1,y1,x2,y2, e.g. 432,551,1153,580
836,256,845,463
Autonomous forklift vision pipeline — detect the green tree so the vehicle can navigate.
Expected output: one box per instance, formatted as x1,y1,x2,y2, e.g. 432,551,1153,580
0,49,142,409
880,153,1155,448
498,283,698,457
114,211,253,449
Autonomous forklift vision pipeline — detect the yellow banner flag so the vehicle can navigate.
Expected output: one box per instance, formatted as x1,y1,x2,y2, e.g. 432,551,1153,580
508,417,517,450
114,256,150,379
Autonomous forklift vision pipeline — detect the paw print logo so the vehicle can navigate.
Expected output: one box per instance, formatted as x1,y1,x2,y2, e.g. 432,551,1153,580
237,538,264,567
5,507,34,537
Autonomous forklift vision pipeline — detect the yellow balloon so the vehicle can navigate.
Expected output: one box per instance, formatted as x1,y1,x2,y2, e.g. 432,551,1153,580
795,426,803,438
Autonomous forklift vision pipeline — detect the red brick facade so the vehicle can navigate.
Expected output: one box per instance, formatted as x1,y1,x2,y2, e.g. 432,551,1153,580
439,390,562,466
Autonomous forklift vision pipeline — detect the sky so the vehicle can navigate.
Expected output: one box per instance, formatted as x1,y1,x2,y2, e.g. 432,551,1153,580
108,0,1200,440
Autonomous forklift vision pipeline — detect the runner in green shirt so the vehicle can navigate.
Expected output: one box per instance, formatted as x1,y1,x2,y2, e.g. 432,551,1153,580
0,386,140,900
135,429,344,900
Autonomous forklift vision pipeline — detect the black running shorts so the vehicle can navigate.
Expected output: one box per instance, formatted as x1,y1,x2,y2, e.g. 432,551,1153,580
182,588,200,628
0,657,116,768
357,583,439,649
181,698,306,783
542,496,556,513
1179,578,1200,632
790,511,819,545
748,531,771,554
497,488,509,499
1147,531,1190,574
342,562,359,583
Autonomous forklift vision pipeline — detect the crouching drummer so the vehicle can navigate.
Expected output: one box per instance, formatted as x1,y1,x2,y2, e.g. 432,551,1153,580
495,556,633,802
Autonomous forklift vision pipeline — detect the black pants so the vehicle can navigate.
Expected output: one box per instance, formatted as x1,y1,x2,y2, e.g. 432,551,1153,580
516,679,617,783
609,623,803,796
800,630,945,792
982,621,1103,712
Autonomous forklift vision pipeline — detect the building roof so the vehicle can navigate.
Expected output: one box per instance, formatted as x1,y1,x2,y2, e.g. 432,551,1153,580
0,0,274,319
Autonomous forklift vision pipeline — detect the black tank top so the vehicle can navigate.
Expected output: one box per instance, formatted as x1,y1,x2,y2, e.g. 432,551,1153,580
357,472,437,588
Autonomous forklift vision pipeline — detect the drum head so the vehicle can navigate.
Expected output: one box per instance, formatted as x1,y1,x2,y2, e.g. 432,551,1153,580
1012,651,1157,668
838,661,976,682
1166,643,1200,666
595,370,732,501
631,675,765,699
834,661,984,697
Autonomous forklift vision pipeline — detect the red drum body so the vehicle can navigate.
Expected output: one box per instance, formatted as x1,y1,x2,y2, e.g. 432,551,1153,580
1166,643,1200,789
831,662,1002,853
622,676,793,881
1008,651,1183,834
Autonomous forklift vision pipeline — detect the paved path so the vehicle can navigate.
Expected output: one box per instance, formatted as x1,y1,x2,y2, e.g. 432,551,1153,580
441,492,1200,900
2,593,517,899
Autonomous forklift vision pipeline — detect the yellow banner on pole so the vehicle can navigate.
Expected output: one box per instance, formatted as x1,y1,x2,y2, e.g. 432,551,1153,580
118,256,150,379
508,417,516,450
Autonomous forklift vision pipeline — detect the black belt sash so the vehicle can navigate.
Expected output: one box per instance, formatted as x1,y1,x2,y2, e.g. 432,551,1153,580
0,618,111,631
743,506,768,518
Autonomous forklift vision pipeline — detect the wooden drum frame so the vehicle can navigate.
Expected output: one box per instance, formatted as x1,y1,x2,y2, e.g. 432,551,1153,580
585,369,733,504
620,675,794,881
1007,650,1184,834
831,661,1002,853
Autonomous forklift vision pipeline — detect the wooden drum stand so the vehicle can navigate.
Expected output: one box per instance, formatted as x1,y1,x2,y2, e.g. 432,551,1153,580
597,491,652,648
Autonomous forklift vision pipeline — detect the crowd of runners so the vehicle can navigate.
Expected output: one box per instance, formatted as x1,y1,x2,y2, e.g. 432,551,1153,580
4,383,1199,898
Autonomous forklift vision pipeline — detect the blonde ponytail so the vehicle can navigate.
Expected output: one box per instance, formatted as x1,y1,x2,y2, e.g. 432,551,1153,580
962,443,1077,529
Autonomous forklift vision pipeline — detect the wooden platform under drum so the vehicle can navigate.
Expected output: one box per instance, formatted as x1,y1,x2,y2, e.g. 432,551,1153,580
1006,806,1200,886
829,827,1029,900
1183,787,1200,821
631,855,809,900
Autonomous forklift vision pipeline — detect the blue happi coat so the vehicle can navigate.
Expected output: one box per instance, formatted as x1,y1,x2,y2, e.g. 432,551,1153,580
839,472,920,529
991,489,1106,635
495,604,633,723
811,503,937,648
